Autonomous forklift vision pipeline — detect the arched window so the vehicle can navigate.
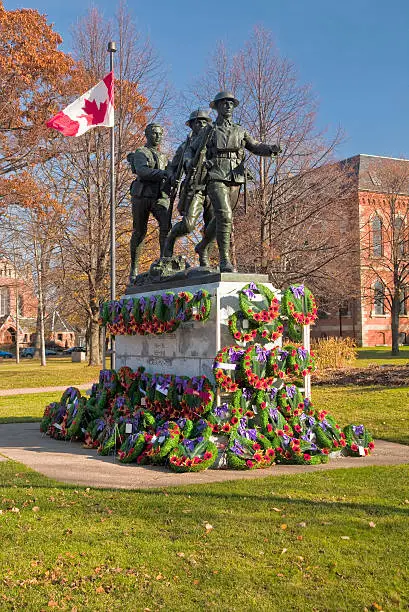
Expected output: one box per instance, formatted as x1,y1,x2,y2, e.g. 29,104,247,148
374,281,385,315
0,287,9,316
372,216,383,257
394,216,405,256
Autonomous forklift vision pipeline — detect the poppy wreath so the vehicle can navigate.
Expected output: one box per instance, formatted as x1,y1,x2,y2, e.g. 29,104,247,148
256,389,286,442
180,376,215,418
227,430,275,470
281,344,316,377
213,345,245,392
153,292,181,333
40,402,60,433
118,366,138,393
239,281,280,324
281,284,318,326
207,401,238,436
269,347,287,381
228,310,258,343
241,344,276,390
342,424,374,457
98,423,122,456
117,432,146,463
143,421,181,465
256,318,284,343
190,289,212,322
313,410,346,452
174,290,194,323
274,432,329,465
98,369,120,395
66,397,87,439
277,384,305,417
169,438,218,472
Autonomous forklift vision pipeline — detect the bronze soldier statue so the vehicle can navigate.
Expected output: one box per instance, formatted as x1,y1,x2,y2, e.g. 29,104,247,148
163,109,214,262
193,91,280,272
127,123,169,284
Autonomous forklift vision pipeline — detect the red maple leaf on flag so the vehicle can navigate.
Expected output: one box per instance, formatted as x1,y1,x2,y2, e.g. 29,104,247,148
80,97,108,125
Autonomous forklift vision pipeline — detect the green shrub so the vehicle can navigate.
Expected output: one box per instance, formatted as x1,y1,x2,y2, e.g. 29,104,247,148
311,337,357,370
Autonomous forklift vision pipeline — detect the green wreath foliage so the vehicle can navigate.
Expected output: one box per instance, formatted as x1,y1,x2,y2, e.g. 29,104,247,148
239,282,280,324
169,439,218,472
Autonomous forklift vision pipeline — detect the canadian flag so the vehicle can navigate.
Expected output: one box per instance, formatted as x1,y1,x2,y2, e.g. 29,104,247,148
47,72,114,137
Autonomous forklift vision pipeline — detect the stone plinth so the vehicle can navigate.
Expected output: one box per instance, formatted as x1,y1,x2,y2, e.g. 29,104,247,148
116,274,275,382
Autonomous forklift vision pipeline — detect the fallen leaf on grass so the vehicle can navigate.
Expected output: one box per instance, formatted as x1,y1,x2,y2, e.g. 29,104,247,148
281,548,287,555
340,536,350,540
95,586,105,594
193,579,199,585
297,535,303,541
297,522,307,528
48,601,59,608
32,506,40,512
204,523,213,533
369,521,376,528
272,508,282,512
156,574,164,581
11,507,19,513
280,524,287,530
176,552,185,558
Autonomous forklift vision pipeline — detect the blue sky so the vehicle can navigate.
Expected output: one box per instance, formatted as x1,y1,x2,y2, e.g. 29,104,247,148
6,0,409,160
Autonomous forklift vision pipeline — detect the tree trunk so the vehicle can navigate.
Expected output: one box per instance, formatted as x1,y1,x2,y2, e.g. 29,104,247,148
15,284,20,364
88,301,101,366
391,293,400,356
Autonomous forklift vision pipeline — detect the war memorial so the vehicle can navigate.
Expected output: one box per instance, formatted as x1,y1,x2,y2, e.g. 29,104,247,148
41,89,374,472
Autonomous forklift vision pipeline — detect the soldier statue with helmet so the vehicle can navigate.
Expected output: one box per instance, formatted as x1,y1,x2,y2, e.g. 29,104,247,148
163,109,214,260
192,91,281,272
127,123,170,284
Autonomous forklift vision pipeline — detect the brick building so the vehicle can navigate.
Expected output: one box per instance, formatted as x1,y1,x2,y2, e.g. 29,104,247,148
0,259,76,350
0,259,38,348
312,154,409,346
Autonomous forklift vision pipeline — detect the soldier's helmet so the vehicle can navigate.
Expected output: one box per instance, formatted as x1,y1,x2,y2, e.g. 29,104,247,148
209,91,239,109
185,109,213,127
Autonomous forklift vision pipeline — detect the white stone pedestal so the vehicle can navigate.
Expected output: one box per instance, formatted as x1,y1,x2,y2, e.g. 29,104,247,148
115,274,275,383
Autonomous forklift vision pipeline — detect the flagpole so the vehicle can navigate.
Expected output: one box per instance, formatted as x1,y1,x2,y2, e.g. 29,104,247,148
108,41,117,370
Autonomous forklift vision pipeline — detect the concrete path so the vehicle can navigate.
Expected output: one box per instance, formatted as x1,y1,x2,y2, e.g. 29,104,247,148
0,383,94,397
1,422,409,490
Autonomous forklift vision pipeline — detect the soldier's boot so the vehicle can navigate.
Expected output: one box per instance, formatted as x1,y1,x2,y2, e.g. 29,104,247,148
163,220,187,258
194,238,212,267
129,243,143,284
159,228,170,259
195,218,216,267
217,229,236,273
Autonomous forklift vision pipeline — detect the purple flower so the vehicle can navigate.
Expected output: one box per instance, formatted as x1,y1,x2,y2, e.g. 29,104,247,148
242,388,253,401
162,293,174,306
297,347,308,360
197,436,204,444
183,439,195,452
242,287,256,299
196,420,207,432
214,403,229,418
125,299,133,313
286,385,297,399
270,387,278,399
150,295,157,308
256,346,270,363
191,376,204,391
175,377,188,394
139,297,146,312
269,407,279,421
194,290,203,300
228,347,244,363
230,439,245,457
353,424,365,437
290,284,305,299
176,310,186,321
115,396,126,409
318,419,328,432
278,349,288,361
177,418,187,429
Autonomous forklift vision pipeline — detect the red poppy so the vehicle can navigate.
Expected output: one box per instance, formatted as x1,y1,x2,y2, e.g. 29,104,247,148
246,460,254,468
203,451,213,460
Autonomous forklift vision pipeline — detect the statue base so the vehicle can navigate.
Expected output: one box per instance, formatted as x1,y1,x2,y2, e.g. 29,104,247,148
116,273,271,381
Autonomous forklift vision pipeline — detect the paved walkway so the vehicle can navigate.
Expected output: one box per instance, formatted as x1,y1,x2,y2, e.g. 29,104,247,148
1,422,409,490
0,383,94,397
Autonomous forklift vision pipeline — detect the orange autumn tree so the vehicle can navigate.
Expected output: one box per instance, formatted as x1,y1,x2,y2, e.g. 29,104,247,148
0,1,73,213
42,5,168,365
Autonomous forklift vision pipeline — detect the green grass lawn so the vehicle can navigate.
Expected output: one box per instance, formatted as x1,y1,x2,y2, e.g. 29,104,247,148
314,385,409,445
0,358,99,390
354,345,409,368
0,460,408,611
0,392,63,424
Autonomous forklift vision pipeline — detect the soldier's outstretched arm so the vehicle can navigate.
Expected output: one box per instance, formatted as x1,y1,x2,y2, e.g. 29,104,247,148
133,149,166,182
244,131,281,157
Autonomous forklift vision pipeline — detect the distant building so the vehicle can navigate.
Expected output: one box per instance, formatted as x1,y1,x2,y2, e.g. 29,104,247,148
0,259,76,350
313,154,409,346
